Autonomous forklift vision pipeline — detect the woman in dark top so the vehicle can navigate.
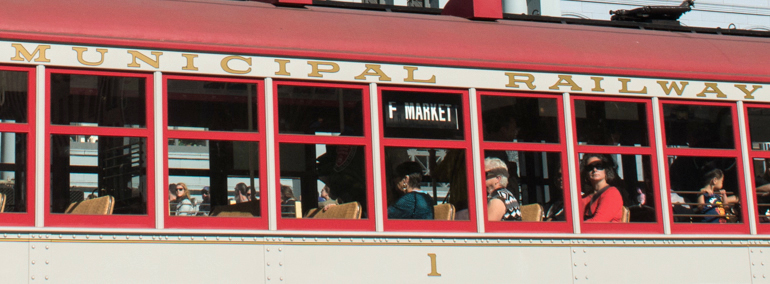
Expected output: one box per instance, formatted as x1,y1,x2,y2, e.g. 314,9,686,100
388,162,434,219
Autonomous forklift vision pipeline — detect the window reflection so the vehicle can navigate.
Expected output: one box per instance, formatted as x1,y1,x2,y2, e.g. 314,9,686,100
663,104,733,149
752,158,770,222
50,74,145,127
0,132,26,213
747,108,770,150
484,151,563,222
481,96,559,143
277,86,363,136
669,156,741,223
578,153,656,223
0,70,28,123
168,139,260,217
279,143,367,219
384,147,466,220
574,100,648,146
381,91,464,140
51,135,146,215
167,80,258,132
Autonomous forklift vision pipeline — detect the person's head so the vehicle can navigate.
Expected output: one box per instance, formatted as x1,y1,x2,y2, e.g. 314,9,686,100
201,186,210,203
320,185,330,199
701,168,724,190
484,157,509,193
280,185,295,202
168,183,178,202
580,154,617,187
394,161,423,193
175,182,191,201
234,183,251,203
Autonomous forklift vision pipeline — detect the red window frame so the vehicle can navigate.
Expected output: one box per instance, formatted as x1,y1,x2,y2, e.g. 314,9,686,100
477,91,572,233
44,68,155,228
273,80,374,231
163,75,267,229
0,65,36,226
379,86,476,232
660,100,748,234
742,103,770,234
572,95,662,234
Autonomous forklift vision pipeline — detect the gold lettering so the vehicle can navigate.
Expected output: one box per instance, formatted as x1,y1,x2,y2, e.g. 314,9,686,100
736,84,762,100
657,81,689,96
181,54,199,71
275,59,291,76
308,61,340,78
220,56,252,74
548,75,582,91
590,77,605,92
72,47,107,66
618,78,648,94
127,50,163,68
696,83,726,98
427,253,441,277
504,72,536,90
403,66,434,83
10,43,51,63
354,64,392,81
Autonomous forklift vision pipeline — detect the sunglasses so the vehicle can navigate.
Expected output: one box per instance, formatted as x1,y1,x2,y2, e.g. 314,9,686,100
484,171,498,180
584,163,605,172
176,187,185,191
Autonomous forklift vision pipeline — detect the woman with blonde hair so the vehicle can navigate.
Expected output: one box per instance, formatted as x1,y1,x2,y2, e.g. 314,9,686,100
175,182,195,216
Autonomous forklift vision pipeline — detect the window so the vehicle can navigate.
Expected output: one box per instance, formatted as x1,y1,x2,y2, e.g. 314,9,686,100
478,92,570,233
744,105,770,232
0,66,35,226
573,97,661,233
662,101,747,234
275,81,372,230
164,76,265,229
379,87,475,232
46,70,154,228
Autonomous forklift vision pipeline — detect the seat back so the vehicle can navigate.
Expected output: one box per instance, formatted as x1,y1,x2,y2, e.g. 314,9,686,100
433,204,455,220
520,203,543,222
210,199,261,217
66,196,115,215
0,193,5,213
621,206,630,223
305,202,361,219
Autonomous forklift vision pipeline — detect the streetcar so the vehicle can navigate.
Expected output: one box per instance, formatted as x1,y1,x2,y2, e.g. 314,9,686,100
1,0,770,282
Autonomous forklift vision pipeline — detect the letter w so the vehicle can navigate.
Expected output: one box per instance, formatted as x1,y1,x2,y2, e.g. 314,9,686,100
657,81,689,96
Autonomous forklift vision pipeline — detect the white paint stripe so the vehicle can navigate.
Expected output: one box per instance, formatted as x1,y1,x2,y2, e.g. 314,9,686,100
737,101,757,235
265,78,277,231
370,83,384,232
468,88,485,233
651,97,671,234
34,65,45,228
154,71,164,229
563,92,581,234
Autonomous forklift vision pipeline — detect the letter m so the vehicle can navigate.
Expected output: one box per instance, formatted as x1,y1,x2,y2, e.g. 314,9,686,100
11,43,51,62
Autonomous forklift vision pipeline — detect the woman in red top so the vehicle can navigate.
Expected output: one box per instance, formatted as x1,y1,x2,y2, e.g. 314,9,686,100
579,154,623,223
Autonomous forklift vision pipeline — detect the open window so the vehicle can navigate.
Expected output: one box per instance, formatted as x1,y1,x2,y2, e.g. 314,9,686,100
478,91,570,233
274,81,372,231
379,87,475,232
0,66,35,226
46,69,154,228
744,104,770,232
163,75,266,229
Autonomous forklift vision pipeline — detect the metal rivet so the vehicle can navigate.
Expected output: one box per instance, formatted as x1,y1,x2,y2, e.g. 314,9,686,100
573,249,576,253
267,263,270,266
267,277,271,280
113,236,117,240
32,261,35,264
32,245,35,249
280,277,283,281
45,246,49,249
279,248,282,252
584,263,587,266
575,276,578,280
573,263,577,267
45,261,49,264
266,248,270,252
279,262,283,266
31,276,35,280
45,276,49,280
585,276,589,279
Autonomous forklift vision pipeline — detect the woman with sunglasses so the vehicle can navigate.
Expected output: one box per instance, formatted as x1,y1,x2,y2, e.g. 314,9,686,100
175,182,196,216
579,154,623,222
485,157,521,221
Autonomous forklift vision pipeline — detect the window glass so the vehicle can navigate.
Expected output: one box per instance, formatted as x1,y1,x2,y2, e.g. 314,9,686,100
384,147,467,220
662,104,733,149
574,100,648,146
0,132,26,213
747,108,770,150
167,80,258,132
577,153,656,223
484,150,563,221
668,156,741,223
279,143,367,219
753,158,770,223
480,96,559,143
50,74,146,127
0,70,28,123
381,91,464,140
168,139,260,217
277,86,363,136
50,135,146,215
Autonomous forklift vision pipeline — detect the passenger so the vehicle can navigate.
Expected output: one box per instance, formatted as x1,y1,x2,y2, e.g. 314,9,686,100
698,168,739,223
579,154,623,222
168,183,177,203
175,182,195,216
754,160,770,222
388,162,434,219
318,185,330,202
484,157,521,221
198,186,211,216
280,185,297,217
234,182,252,203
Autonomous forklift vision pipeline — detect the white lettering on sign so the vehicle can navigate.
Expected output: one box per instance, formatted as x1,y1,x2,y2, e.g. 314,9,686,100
401,102,453,122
